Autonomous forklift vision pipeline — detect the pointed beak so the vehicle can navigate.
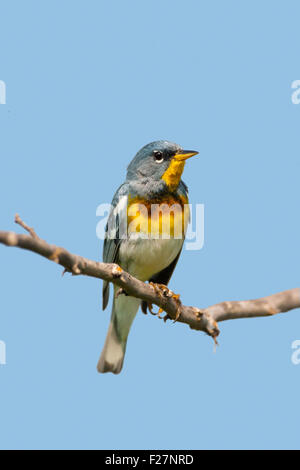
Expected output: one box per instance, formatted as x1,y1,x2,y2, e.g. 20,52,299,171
174,150,199,161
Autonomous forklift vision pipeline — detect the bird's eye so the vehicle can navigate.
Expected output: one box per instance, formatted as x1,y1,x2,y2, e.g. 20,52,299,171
153,151,164,163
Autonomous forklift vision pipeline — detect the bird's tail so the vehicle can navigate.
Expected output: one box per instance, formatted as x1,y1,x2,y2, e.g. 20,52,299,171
97,290,140,374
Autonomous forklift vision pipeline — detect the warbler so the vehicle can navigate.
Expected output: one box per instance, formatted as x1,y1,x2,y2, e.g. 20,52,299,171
98,140,198,374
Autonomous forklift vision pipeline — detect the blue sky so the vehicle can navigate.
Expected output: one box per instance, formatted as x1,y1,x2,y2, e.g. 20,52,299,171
0,0,299,450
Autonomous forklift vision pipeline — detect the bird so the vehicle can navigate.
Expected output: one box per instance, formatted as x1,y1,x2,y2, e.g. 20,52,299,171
97,140,198,374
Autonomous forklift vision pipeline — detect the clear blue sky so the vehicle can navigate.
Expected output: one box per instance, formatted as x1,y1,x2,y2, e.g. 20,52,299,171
0,0,299,450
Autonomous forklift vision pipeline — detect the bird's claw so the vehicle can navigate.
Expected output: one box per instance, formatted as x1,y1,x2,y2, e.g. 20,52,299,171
146,302,164,317
147,302,157,315
149,282,182,322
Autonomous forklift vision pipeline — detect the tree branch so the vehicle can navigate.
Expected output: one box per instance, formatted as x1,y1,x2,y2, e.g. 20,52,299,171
0,215,299,343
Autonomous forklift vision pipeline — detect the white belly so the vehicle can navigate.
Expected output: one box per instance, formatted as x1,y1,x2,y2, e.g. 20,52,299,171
118,236,183,281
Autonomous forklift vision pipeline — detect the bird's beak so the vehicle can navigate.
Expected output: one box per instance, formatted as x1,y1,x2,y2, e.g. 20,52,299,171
174,150,199,161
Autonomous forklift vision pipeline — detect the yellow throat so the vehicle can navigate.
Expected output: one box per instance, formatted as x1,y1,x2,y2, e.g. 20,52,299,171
162,150,198,192
162,159,186,192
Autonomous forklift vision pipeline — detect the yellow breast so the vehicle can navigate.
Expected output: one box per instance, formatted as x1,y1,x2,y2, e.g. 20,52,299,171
127,194,189,239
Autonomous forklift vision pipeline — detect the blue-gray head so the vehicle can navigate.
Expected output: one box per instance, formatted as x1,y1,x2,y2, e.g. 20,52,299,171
126,140,198,192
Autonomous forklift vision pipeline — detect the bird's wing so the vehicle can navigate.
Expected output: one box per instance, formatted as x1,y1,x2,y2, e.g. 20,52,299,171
102,183,128,310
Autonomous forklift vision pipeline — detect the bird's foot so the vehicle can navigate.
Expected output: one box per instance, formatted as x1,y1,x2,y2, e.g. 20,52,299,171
149,282,182,322
146,302,163,316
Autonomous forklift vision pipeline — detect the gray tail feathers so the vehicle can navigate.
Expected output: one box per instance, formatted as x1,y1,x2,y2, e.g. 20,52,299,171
97,318,125,374
97,292,140,374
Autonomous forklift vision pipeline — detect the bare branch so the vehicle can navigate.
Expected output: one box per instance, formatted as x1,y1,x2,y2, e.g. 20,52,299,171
15,213,39,240
0,216,299,343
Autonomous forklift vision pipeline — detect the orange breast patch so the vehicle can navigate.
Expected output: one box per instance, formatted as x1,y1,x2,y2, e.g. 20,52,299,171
127,194,189,238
